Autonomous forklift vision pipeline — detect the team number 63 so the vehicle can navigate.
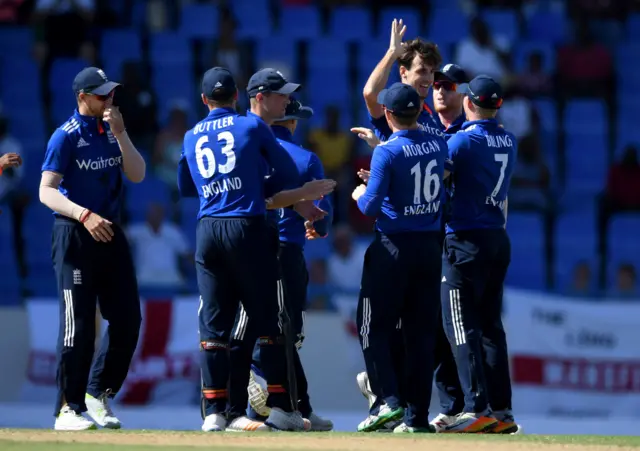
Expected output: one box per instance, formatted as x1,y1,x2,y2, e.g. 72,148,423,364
195,131,237,178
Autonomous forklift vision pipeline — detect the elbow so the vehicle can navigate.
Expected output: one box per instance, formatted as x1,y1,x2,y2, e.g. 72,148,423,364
127,166,146,184
363,86,375,102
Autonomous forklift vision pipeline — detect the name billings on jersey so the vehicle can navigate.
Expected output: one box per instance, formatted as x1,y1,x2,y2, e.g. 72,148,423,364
75,155,122,170
402,141,441,158
485,134,513,148
202,177,243,199
485,196,507,210
405,201,440,216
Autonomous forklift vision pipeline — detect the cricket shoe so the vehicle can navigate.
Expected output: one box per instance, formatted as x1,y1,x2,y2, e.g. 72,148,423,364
305,412,334,431
202,413,227,432
265,408,307,431
393,422,436,433
440,412,498,433
248,367,271,417
226,415,272,432
356,372,376,409
489,410,523,435
377,419,402,433
85,391,121,429
54,406,97,431
430,413,457,433
357,404,404,432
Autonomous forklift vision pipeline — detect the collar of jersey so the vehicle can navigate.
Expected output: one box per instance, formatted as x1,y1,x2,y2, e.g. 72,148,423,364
461,118,499,130
271,125,293,142
73,109,100,126
422,103,433,115
207,107,237,118
445,113,466,132
389,128,421,139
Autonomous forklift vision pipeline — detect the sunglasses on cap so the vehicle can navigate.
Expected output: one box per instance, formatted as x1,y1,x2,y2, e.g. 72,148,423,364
433,81,457,92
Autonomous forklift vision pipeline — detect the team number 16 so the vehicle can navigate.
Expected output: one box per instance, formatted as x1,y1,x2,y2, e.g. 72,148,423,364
195,131,237,178
410,159,440,204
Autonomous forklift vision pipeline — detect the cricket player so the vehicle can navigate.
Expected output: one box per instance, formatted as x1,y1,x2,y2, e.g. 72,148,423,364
243,97,334,432
178,67,330,432
440,75,518,434
353,83,447,433
40,67,146,430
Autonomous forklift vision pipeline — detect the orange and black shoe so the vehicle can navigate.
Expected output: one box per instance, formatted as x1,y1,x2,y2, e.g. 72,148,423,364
439,412,498,433
489,410,522,435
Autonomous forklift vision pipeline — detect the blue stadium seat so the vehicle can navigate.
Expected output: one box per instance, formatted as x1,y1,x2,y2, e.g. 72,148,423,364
150,62,196,124
179,3,219,39
279,6,321,40
615,44,640,82
329,7,373,42
149,33,191,65
6,107,47,148
125,176,172,222
255,37,298,79
0,27,33,61
481,9,519,42
533,98,557,134
0,56,40,104
230,0,272,39
554,212,597,291
427,9,469,45
513,41,556,73
608,214,640,286
564,133,607,197
626,14,640,41
526,11,567,43
306,69,350,121
100,30,142,79
563,99,607,137
614,116,636,159
378,7,421,41
505,212,546,290
49,58,92,125
307,38,348,71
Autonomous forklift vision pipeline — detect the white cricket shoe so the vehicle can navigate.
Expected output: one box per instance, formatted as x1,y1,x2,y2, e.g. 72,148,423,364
85,392,121,429
54,406,97,431
226,415,272,432
248,368,271,417
305,412,333,431
265,408,306,431
202,413,227,432
357,404,404,432
430,413,457,433
356,372,376,408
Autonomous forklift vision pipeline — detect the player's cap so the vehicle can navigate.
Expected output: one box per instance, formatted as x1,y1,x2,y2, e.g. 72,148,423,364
277,96,314,121
202,67,237,100
377,82,421,118
73,67,120,96
434,64,470,84
457,75,504,109
247,68,301,98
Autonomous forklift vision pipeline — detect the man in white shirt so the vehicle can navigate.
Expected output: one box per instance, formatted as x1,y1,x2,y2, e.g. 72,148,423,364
127,202,191,289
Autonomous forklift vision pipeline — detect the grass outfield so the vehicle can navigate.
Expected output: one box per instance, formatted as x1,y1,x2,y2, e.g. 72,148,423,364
1,430,640,451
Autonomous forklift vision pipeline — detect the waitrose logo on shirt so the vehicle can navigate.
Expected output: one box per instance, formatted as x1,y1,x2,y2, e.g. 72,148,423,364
75,156,123,170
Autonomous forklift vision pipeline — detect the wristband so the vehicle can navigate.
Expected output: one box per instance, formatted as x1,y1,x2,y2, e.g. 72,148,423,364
80,209,92,223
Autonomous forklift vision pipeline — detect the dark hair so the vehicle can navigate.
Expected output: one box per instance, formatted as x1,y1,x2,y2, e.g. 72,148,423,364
390,109,420,127
206,90,236,108
398,38,442,71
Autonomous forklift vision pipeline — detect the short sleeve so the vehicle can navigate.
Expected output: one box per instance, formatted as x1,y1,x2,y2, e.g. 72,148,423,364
368,113,392,142
42,129,72,175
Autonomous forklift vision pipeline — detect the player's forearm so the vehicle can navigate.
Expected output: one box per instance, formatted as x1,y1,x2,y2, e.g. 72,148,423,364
177,157,198,197
114,131,146,183
363,50,397,115
356,193,381,217
39,184,85,221
313,197,333,236
266,187,307,209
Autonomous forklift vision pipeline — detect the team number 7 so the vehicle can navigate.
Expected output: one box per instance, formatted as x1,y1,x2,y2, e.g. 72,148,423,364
492,153,508,197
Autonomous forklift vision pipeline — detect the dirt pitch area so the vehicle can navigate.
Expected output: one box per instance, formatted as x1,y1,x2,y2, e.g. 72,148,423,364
2,429,640,451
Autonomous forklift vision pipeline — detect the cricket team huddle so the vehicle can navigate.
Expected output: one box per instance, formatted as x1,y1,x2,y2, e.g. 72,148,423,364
25,18,520,434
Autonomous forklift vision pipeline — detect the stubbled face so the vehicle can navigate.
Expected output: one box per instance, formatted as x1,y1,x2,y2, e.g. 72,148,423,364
80,90,114,116
433,80,463,114
401,55,436,99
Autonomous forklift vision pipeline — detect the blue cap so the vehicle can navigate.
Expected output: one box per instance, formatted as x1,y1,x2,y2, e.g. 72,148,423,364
72,67,120,95
434,64,470,84
377,83,421,118
247,68,300,98
277,96,313,121
202,67,237,100
457,75,504,109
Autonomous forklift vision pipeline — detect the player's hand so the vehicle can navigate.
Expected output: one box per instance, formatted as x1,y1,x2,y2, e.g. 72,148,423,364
300,179,336,201
103,106,126,135
389,18,407,59
352,184,367,201
350,127,380,149
294,200,327,222
357,169,371,184
304,220,325,240
82,211,115,242
0,153,22,170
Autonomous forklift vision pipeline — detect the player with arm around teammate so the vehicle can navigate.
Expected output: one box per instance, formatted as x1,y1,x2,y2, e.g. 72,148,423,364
440,75,519,434
352,83,447,434
39,67,146,430
179,67,315,432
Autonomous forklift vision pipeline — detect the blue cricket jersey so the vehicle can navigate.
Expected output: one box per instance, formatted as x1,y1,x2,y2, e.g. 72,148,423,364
178,107,298,219
445,119,517,233
369,104,444,141
357,129,448,234
41,109,125,222
436,113,466,141
270,126,332,247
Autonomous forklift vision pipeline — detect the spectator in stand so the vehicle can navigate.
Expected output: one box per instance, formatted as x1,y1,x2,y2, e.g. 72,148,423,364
0,0,26,22
307,259,331,311
565,260,598,298
498,85,535,140
556,17,613,99
608,263,638,299
327,225,366,304
508,135,552,214
152,102,189,198
454,16,510,82
517,51,553,97
116,62,157,154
